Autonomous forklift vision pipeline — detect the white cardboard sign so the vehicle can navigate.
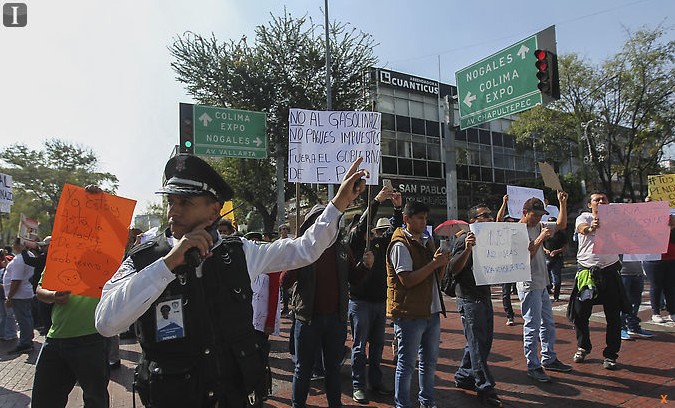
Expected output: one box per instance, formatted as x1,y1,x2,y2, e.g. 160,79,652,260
470,222,531,285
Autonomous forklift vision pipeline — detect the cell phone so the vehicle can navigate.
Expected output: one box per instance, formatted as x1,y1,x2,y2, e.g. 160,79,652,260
185,216,223,268
383,178,393,190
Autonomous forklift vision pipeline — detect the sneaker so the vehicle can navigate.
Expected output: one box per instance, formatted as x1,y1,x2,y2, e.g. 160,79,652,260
527,367,551,382
652,314,666,323
670,314,675,322
478,393,504,407
352,389,369,404
505,318,515,326
8,344,32,354
108,360,121,370
603,358,617,370
371,383,393,395
420,403,437,408
627,328,654,338
573,348,588,363
310,372,324,381
543,359,572,372
621,329,633,341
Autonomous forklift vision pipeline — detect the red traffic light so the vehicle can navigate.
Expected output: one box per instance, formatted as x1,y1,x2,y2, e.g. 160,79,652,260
534,49,547,61
535,49,548,71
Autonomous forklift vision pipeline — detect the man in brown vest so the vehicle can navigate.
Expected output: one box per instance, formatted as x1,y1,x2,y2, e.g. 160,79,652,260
386,201,451,408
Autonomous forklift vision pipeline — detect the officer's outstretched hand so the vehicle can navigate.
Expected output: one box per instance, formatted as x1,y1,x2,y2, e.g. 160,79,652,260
163,221,214,271
332,157,369,212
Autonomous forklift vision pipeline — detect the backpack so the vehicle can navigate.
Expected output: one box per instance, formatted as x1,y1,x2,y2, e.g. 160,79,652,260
441,264,456,297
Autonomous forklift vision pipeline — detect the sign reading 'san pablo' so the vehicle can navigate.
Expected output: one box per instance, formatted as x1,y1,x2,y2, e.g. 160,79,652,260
288,109,381,185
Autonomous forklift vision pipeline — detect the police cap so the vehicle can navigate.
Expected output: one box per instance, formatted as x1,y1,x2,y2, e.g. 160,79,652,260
156,154,233,203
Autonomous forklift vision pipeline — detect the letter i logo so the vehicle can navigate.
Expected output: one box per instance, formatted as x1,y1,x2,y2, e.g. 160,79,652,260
3,3,27,27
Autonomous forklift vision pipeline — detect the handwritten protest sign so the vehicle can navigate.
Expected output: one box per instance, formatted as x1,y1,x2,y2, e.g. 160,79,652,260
0,173,13,213
623,253,661,262
42,184,136,298
288,108,381,185
593,201,670,254
538,162,563,191
469,222,531,285
18,213,39,245
506,185,545,218
648,174,675,208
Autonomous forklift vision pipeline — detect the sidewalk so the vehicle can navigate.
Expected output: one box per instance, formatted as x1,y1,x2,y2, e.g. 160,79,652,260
1,280,673,407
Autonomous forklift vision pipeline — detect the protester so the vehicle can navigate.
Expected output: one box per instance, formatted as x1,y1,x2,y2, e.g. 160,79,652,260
3,238,35,354
286,203,373,408
95,154,368,407
346,186,402,403
518,194,572,383
449,204,503,407
568,192,629,370
619,255,653,340
23,236,51,335
0,249,18,341
543,218,567,302
641,213,675,323
32,186,112,407
495,194,518,326
387,201,451,408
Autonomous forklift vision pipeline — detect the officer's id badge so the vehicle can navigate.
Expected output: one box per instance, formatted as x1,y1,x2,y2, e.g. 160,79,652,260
155,296,186,342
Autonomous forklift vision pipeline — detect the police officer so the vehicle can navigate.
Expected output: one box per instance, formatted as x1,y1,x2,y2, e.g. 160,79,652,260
95,154,368,407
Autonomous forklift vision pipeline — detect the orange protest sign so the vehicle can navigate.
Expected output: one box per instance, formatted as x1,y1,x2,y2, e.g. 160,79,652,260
42,184,136,298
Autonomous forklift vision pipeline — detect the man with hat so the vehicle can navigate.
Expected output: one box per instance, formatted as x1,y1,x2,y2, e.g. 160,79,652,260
517,192,572,383
346,187,402,403
95,154,368,407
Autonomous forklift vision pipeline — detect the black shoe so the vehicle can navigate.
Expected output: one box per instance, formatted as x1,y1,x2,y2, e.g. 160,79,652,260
108,360,121,370
8,344,32,354
455,381,477,392
371,383,393,395
478,393,503,407
119,331,136,340
543,358,572,372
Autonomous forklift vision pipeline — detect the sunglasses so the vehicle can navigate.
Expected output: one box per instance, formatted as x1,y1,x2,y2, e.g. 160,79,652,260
474,211,493,219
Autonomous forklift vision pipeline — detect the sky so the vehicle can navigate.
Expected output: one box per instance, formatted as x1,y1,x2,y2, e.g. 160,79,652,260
0,0,673,216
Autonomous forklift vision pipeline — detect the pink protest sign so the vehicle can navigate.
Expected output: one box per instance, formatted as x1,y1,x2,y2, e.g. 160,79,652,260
593,201,671,254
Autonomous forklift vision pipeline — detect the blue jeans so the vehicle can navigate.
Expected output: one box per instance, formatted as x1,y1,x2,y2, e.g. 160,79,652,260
642,260,675,315
455,297,496,396
32,333,110,408
547,257,564,299
292,314,347,408
518,288,557,370
621,274,644,331
348,299,386,391
393,313,440,408
11,298,34,347
0,295,17,340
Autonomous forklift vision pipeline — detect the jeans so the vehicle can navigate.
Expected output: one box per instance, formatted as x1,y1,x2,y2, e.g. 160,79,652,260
393,313,441,408
348,299,386,391
455,297,496,396
11,298,34,347
642,260,675,315
292,314,347,408
501,283,515,319
0,298,17,340
32,333,110,408
547,257,564,300
517,288,557,369
572,263,622,360
621,274,644,331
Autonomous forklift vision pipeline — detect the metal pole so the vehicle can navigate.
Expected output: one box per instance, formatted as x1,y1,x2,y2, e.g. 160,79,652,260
324,0,334,200
295,183,301,237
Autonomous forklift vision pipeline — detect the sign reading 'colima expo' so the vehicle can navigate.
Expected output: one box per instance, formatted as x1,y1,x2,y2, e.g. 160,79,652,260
192,105,267,159
287,108,381,185
455,26,556,130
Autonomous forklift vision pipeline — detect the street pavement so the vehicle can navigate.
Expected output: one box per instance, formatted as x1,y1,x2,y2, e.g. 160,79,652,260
1,275,673,407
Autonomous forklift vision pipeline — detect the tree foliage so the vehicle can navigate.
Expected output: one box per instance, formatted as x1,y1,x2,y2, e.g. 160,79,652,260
0,139,118,240
510,26,675,202
169,10,378,231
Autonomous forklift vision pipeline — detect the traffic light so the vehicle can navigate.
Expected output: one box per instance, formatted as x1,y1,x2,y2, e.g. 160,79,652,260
534,49,560,100
179,103,194,154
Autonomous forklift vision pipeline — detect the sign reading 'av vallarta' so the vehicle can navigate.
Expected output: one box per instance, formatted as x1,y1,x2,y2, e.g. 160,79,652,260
192,105,267,159
456,34,540,129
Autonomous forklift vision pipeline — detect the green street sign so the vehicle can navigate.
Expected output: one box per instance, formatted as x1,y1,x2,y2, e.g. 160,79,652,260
456,35,542,130
192,105,267,159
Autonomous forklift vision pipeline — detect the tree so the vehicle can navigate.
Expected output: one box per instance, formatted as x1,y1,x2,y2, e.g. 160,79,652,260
0,139,118,238
510,26,675,202
169,10,377,231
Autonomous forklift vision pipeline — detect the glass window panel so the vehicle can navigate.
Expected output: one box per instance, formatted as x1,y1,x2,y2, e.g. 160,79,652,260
377,96,394,113
413,160,427,177
469,166,481,181
396,140,412,158
494,169,505,183
411,118,425,135
480,145,492,166
467,128,479,143
467,149,480,165
424,103,439,121
428,161,442,178
457,165,469,180
394,98,409,116
479,129,491,145
395,115,411,132
409,100,424,118
492,132,503,147
455,130,467,141
503,134,515,149
382,157,397,174
381,113,395,131
381,138,397,156
398,159,413,175
412,141,427,159
481,167,493,182
427,139,441,161
426,120,440,137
